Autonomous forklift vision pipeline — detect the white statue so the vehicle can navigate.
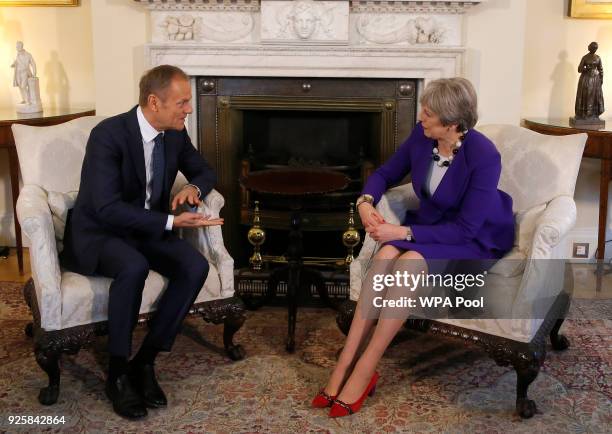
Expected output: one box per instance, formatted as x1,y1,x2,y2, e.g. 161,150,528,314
11,41,42,114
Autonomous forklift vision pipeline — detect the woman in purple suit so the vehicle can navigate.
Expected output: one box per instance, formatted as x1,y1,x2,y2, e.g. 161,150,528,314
312,77,514,417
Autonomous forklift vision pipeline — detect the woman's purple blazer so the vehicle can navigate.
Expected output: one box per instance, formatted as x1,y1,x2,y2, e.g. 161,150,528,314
362,122,514,260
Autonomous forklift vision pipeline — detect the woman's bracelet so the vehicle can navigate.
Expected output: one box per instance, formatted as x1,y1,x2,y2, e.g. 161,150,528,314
356,194,374,208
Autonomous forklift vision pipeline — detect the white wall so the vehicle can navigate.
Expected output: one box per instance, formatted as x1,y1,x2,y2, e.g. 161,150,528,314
466,0,527,125
91,0,150,116
522,0,612,259
0,1,94,245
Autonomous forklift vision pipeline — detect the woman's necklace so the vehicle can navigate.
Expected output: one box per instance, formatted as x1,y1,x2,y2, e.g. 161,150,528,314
432,131,467,167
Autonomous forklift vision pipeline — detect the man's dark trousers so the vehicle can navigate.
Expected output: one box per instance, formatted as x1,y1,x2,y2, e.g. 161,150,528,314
96,233,209,357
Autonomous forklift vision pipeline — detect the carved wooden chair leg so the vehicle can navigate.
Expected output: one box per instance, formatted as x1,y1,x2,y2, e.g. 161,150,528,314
550,318,570,351
199,296,247,361
223,309,246,361
513,353,543,419
336,299,356,336
24,322,34,338
34,347,61,405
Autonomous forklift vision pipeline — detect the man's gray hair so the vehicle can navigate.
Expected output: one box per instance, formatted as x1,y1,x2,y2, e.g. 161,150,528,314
419,77,478,131
139,64,189,107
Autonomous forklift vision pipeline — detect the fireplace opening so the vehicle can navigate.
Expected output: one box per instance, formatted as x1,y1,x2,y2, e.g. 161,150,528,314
244,110,376,169
196,76,417,268
242,109,380,212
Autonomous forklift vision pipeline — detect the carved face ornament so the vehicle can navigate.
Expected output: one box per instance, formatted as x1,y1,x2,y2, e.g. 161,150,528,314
291,3,318,39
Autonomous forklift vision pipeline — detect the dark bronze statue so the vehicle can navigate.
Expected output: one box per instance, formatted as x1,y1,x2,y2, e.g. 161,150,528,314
571,41,605,127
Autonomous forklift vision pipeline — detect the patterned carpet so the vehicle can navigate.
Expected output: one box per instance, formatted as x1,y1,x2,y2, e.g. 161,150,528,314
0,281,610,433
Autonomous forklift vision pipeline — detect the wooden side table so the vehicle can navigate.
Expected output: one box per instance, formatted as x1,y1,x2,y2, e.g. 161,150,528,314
241,168,350,352
0,108,96,274
522,118,611,290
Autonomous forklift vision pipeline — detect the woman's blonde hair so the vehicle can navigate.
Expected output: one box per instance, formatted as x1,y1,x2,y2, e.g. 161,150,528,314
419,77,478,131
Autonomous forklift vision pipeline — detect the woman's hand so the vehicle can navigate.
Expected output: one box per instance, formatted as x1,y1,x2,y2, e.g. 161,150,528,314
358,202,385,230
366,223,408,243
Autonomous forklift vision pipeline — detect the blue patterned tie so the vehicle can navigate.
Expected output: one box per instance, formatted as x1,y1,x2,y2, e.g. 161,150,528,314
150,133,165,210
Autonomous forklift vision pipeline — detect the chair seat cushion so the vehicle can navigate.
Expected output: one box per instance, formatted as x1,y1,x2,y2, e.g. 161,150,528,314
488,247,527,278
433,271,549,342
60,264,222,330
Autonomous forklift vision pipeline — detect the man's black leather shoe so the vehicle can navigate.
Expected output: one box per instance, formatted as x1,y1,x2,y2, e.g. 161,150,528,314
129,363,168,408
105,374,148,419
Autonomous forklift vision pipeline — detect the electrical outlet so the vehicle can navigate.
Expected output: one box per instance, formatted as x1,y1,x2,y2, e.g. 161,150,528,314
572,242,589,258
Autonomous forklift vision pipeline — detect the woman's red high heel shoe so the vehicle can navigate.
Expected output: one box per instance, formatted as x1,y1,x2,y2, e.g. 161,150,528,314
311,390,336,408
329,372,379,417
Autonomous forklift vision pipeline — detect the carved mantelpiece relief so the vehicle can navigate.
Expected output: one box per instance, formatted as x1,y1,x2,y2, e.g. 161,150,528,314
261,0,349,45
154,12,255,43
141,0,480,46
353,13,460,46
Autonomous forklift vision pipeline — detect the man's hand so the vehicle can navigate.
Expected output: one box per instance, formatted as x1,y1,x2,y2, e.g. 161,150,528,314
366,223,407,243
357,202,386,230
172,185,200,211
173,212,224,228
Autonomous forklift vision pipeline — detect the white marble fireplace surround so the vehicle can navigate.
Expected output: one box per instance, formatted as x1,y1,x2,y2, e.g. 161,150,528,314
135,0,486,137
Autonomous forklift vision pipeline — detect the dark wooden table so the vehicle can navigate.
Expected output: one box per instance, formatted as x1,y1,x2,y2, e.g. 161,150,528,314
522,118,611,290
241,168,350,352
0,108,95,274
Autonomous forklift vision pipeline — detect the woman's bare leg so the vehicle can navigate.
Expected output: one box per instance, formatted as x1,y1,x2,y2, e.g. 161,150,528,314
322,245,401,396
334,250,427,403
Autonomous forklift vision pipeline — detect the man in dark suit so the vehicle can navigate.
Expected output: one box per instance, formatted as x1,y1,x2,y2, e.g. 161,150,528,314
61,65,223,419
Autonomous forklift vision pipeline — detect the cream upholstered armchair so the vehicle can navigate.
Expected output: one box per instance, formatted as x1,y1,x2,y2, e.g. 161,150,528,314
338,124,587,419
13,116,246,406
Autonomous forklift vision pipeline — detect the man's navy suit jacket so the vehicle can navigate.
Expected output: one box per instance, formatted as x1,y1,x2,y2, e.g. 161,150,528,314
60,106,216,275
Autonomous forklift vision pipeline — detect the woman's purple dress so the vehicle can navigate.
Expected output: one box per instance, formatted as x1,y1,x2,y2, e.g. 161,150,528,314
362,122,514,261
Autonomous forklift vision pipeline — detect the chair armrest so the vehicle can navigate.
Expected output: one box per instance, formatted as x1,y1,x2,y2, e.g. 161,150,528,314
350,183,419,300
16,185,62,331
375,183,419,224
529,195,576,260
175,188,235,297
512,196,576,318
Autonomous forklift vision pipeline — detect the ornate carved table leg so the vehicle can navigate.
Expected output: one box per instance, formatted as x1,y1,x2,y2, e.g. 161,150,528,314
285,209,303,353
303,266,336,309
596,158,611,292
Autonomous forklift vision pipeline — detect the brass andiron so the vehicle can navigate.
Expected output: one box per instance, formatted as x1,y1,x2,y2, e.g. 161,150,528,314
342,202,361,267
248,201,266,270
